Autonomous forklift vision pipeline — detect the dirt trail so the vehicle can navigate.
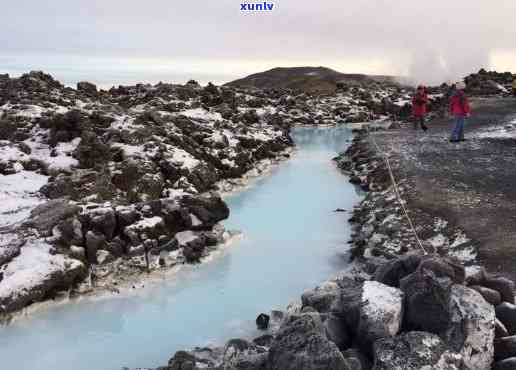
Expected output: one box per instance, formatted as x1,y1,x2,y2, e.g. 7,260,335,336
370,97,516,279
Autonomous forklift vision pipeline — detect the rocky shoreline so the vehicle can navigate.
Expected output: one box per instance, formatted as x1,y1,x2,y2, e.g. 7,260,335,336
2,68,434,318
3,69,516,368
0,72,298,318
144,124,516,370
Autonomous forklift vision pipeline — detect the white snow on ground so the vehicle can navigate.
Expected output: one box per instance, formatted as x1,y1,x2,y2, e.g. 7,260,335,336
190,214,202,227
222,158,236,167
449,246,477,263
175,230,197,246
475,119,516,139
126,216,164,231
0,239,83,303
170,148,200,169
0,171,48,227
448,232,477,262
112,143,145,158
163,188,189,199
426,233,448,249
24,137,80,171
0,103,69,118
110,115,142,132
179,108,223,121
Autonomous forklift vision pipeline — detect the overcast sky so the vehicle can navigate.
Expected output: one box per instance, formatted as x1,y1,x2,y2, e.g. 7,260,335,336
2,0,516,85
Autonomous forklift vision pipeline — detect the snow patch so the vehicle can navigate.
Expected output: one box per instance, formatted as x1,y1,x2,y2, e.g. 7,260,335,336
0,239,83,302
0,170,49,227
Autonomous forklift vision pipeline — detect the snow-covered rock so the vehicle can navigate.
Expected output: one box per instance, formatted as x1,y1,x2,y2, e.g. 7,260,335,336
358,281,404,347
0,239,87,314
444,285,495,369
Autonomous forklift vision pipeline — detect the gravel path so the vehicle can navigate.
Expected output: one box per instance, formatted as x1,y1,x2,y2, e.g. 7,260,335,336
370,97,516,279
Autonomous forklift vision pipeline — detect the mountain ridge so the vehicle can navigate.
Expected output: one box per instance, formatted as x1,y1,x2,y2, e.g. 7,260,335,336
225,66,398,93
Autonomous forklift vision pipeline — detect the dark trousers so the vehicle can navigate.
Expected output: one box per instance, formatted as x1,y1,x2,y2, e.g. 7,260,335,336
413,115,428,130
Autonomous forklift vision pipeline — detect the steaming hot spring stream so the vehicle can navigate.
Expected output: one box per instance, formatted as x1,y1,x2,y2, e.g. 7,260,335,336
0,126,361,370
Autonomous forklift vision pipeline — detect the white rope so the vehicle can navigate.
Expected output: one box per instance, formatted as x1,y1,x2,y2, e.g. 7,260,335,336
366,123,428,255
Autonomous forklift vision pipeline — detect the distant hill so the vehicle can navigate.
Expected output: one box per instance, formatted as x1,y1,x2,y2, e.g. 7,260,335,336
225,66,397,93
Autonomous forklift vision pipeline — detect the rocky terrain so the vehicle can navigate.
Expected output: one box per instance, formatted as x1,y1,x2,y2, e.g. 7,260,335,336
0,71,296,317
0,70,430,317
3,68,516,368
464,69,515,96
147,250,516,370
137,73,516,370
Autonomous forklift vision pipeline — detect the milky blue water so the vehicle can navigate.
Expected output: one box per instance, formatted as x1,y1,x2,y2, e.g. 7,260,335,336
0,126,360,370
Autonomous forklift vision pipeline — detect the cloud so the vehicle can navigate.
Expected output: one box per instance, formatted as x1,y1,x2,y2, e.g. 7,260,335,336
1,0,516,85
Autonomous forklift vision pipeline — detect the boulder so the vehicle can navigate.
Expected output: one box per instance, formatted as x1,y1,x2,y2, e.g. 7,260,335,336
331,278,365,336
168,351,197,370
56,217,84,246
24,200,81,236
323,313,351,351
253,334,274,347
444,285,495,369
0,234,23,266
179,195,230,228
465,266,487,286
301,280,342,313
0,242,87,314
86,208,117,240
124,216,165,240
357,281,403,351
418,256,465,284
497,303,516,335
373,331,463,369
400,268,453,333
105,237,125,257
373,252,422,287
267,313,352,370
471,285,502,306
77,81,97,95
116,207,140,229
85,231,106,263
69,245,86,261
187,164,220,193
175,231,206,262
222,338,267,370
96,250,115,265
484,276,515,304
495,336,516,361
75,131,111,168
256,313,270,330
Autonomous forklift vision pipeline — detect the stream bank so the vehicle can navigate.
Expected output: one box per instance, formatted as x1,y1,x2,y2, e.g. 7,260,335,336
0,126,361,370
149,100,516,369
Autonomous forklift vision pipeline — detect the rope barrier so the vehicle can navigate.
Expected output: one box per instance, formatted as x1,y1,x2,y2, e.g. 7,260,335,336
366,123,428,255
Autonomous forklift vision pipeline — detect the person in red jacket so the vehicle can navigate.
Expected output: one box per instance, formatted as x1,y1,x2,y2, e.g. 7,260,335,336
449,81,471,142
411,85,429,131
